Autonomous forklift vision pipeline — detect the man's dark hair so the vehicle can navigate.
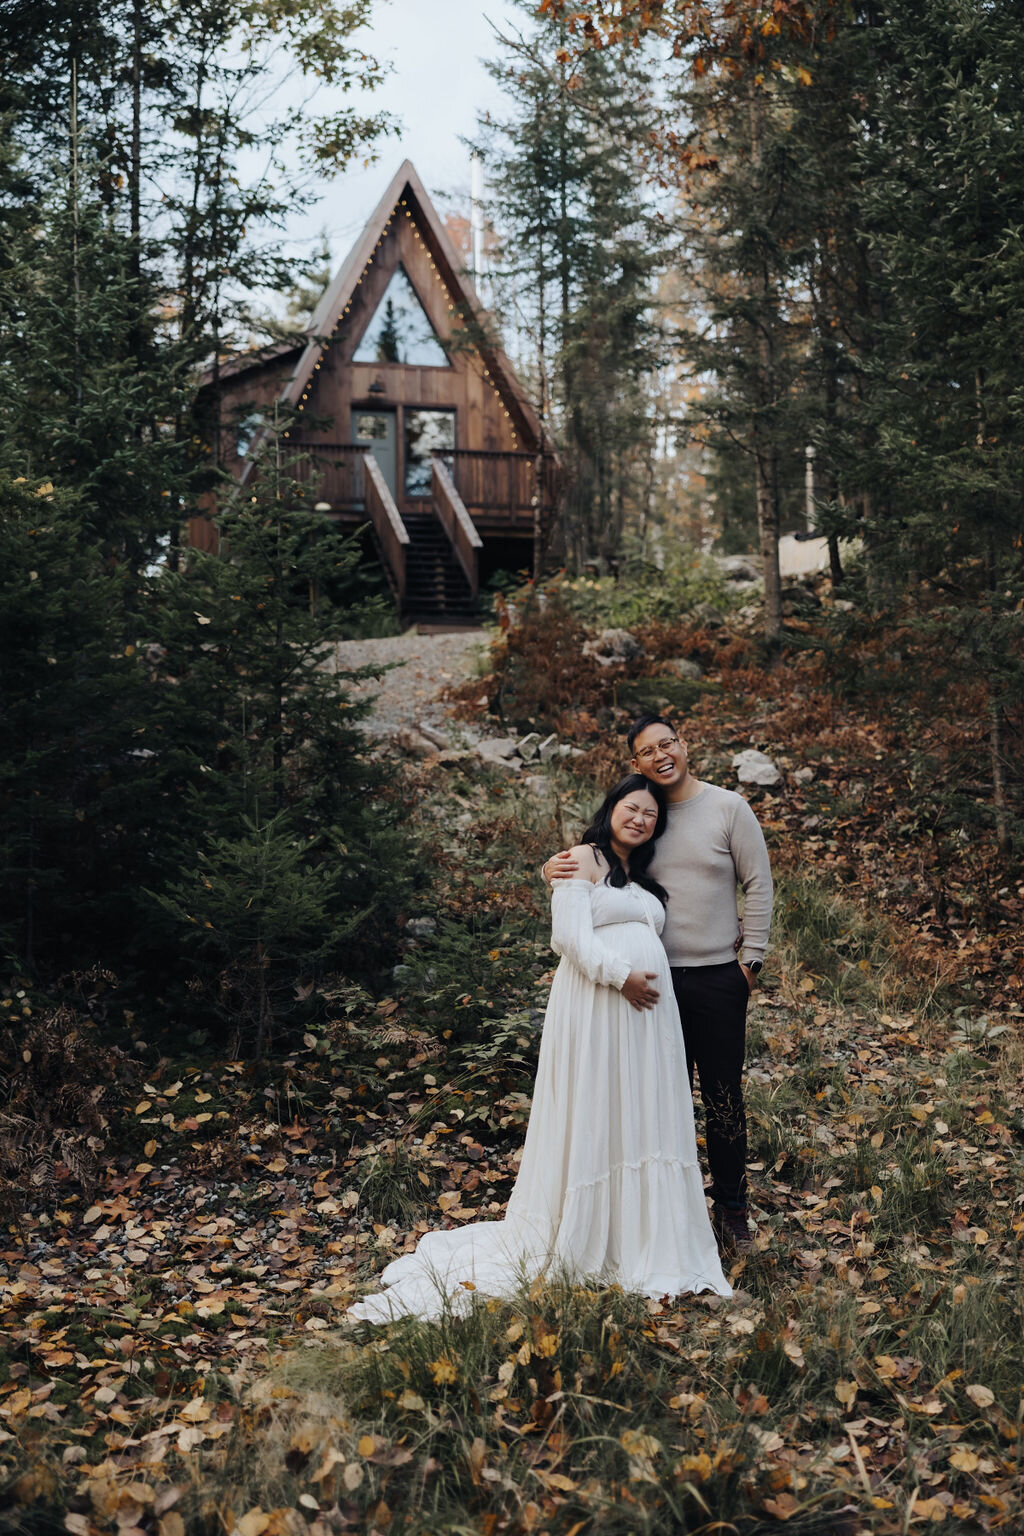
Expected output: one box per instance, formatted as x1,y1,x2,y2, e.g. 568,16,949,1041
579,774,669,906
627,713,676,754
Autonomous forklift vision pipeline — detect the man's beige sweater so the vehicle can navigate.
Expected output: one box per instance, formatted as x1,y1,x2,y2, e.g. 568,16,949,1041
649,784,773,968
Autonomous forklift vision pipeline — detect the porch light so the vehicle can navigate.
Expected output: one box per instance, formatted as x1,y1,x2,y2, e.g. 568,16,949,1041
368,378,387,394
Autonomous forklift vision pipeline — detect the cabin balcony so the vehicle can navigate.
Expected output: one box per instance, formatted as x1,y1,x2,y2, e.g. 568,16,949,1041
285,441,557,536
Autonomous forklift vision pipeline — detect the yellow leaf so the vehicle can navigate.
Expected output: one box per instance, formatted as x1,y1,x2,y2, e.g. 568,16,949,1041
949,1448,979,1472
797,66,813,86
835,1379,857,1409
541,1471,577,1492
357,1435,377,1457
178,1398,212,1423
397,1389,424,1411
310,1449,345,1483
911,1495,947,1522
159,1515,186,1536
134,1100,152,1115
234,1511,270,1536
536,1333,559,1357
428,1356,458,1386
144,1140,158,1157
621,1429,661,1459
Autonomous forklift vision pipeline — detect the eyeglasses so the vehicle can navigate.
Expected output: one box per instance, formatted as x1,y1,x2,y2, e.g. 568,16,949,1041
633,735,679,763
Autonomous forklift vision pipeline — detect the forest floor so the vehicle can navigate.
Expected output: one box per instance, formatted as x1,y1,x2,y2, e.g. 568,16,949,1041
3,597,1023,1536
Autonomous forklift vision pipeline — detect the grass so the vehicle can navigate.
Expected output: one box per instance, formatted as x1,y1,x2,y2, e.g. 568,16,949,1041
1,629,1021,1534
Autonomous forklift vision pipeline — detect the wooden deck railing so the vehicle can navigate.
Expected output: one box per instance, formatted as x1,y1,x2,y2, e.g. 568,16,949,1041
287,441,558,528
363,454,409,605
432,459,483,597
447,450,539,519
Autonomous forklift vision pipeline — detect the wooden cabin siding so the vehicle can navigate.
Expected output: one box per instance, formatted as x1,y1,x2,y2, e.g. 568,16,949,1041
193,162,557,601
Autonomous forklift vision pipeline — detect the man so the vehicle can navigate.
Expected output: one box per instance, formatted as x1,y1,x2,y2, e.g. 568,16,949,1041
544,714,773,1252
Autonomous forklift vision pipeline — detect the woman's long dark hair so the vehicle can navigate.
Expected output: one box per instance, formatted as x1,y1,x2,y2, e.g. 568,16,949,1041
580,774,669,906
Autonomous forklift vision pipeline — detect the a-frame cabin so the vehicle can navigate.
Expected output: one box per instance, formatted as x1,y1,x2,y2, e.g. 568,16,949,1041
193,160,557,622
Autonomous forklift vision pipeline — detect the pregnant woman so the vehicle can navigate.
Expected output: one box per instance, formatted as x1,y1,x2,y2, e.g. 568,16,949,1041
349,774,730,1322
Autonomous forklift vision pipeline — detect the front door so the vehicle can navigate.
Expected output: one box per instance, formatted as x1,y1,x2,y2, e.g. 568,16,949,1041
352,407,397,501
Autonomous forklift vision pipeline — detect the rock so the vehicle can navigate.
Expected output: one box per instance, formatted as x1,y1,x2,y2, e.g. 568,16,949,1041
832,599,855,613
475,738,522,774
522,774,556,799
406,917,437,939
395,726,441,758
792,766,815,784
582,627,644,666
557,744,586,759
732,749,782,787
517,731,542,761
715,555,762,583
538,733,559,761
415,722,452,750
692,602,724,627
478,735,518,759
663,657,703,681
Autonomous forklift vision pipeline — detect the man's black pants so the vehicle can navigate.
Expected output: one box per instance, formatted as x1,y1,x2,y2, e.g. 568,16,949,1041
670,960,749,1209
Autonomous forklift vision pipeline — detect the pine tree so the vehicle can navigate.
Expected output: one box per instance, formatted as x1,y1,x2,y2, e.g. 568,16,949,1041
832,0,1024,850
475,2,670,569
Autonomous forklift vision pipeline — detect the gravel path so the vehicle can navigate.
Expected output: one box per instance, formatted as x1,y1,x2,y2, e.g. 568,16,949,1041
334,628,492,739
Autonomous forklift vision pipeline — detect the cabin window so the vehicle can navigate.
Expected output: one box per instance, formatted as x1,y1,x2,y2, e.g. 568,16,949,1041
353,265,450,367
404,409,455,497
354,413,390,441
235,411,263,459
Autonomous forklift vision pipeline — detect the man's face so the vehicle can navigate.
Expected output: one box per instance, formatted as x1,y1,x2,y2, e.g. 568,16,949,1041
631,724,687,789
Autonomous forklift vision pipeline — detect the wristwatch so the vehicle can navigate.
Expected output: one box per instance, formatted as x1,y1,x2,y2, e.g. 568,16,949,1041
745,959,763,975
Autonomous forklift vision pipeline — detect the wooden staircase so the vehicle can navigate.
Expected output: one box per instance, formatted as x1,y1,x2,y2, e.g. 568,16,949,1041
402,511,479,622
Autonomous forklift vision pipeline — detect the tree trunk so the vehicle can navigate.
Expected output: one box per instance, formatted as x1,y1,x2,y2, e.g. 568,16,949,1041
754,440,782,642
988,693,1009,855
828,533,844,586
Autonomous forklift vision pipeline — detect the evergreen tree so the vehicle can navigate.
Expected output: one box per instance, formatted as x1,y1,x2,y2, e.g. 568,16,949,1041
669,29,819,641
830,0,1024,849
0,475,150,972
0,0,411,1021
475,2,670,569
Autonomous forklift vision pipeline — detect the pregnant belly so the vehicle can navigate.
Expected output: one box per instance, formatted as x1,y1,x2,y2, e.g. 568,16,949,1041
594,920,668,977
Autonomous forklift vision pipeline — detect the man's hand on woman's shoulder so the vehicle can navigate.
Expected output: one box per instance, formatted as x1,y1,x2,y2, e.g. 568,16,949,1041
544,848,584,882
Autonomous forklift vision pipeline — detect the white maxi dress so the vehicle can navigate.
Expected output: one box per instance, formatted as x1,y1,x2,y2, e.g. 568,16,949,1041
349,878,731,1322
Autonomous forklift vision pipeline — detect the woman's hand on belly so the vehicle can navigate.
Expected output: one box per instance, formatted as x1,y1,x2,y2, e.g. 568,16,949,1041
621,970,660,1011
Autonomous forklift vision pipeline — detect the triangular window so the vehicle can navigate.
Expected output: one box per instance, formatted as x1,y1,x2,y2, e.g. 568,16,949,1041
352,264,450,367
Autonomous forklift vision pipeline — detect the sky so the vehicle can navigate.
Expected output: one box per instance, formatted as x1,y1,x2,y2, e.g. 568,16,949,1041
281,0,524,271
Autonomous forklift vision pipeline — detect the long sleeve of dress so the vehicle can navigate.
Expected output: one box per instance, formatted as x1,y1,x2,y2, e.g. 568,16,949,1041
550,880,633,990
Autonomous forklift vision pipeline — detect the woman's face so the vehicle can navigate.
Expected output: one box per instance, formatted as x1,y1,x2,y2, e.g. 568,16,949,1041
609,787,660,852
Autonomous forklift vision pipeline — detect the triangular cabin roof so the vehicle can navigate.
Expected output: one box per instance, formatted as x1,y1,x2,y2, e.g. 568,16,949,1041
231,160,544,477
